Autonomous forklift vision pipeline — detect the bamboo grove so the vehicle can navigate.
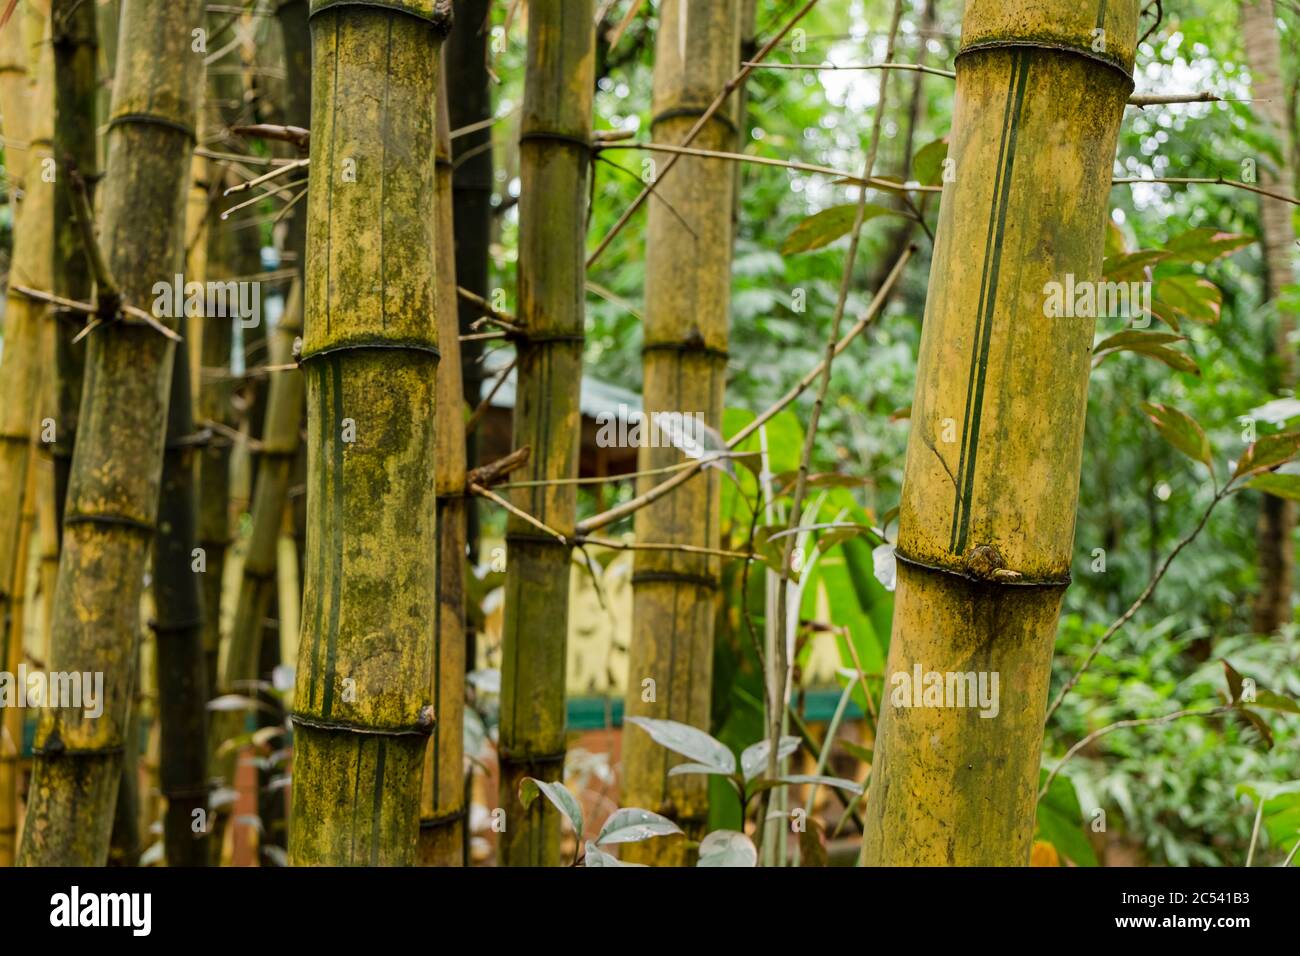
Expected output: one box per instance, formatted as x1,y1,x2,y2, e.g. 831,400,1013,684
0,0,1297,871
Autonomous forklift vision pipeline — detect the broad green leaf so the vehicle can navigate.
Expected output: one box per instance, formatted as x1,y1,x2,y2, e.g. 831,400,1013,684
780,203,905,255
696,830,757,867
1163,227,1255,264
584,842,645,867
1251,689,1300,714
1233,431,1300,481
596,808,684,845
1245,473,1300,501
838,739,873,764
740,736,801,782
1103,249,1169,281
912,137,949,186
1140,402,1213,472
1152,274,1222,325
1094,330,1185,353
519,777,584,837
1036,770,1098,867
625,716,736,773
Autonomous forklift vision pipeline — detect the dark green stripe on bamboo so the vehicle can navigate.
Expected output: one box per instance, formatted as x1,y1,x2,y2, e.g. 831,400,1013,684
418,68,467,866
288,0,451,867
860,0,1137,866
18,0,207,867
498,0,595,868
622,0,741,867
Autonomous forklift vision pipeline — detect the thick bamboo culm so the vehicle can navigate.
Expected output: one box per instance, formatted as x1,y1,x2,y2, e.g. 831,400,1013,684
622,0,741,867
0,12,54,869
861,0,1138,866
497,0,595,868
152,322,211,867
418,70,466,867
288,0,450,867
17,0,207,867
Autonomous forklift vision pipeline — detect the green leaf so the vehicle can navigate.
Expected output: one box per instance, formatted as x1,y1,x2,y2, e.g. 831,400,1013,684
1251,689,1300,714
584,842,645,867
1094,330,1185,353
912,137,949,186
1162,227,1255,264
1233,431,1300,481
1094,331,1198,375
1036,770,1098,867
740,736,801,782
1103,249,1169,281
1151,274,1222,325
519,778,584,837
696,830,757,867
1245,473,1300,501
780,203,906,255
747,774,865,796
667,762,737,780
625,716,736,773
596,807,684,845
1140,402,1213,473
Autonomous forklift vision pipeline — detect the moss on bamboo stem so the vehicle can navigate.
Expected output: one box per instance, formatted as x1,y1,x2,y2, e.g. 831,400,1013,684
860,0,1138,866
497,0,595,868
288,0,450,867
418,71,467,866
621,0,740,868
18,0,206,868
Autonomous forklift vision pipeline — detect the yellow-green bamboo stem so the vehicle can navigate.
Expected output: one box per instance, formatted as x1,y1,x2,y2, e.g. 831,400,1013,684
0,441,39,866
17,0,206,867
860,0,1138,866
418,69,466,866
0,11,52,868
288,0,450,867
622,0,740,867
498,0,595,868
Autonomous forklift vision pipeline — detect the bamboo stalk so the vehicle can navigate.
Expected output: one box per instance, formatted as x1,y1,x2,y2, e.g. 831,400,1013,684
0,8,53,869
620,0,741,867
288,0,451,867
48,0,98,527
497,0,595,868
418,65,467,866
17,0,206,867
151,321,211,867
859,0,1139,866
1241,0,1296,634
